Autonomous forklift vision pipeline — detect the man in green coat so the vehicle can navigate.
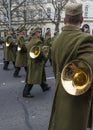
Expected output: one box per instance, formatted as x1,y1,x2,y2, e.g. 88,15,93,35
44,28,52,65
23,27,51,98
13,26,27,77
50,31,59,65
48,3,93,130
3,28,16,70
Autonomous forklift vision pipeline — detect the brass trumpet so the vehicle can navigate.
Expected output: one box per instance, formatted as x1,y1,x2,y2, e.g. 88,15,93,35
61,60,92,96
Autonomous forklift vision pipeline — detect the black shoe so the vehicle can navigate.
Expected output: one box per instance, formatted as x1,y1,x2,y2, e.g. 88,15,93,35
23,94,34,98
42,86,51,92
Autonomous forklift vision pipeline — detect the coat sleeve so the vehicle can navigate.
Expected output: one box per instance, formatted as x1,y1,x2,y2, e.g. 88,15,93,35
77,35,93,70
51,39,58,78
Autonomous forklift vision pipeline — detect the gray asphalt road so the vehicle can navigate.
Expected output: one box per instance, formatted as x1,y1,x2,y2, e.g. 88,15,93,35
0,50,55,130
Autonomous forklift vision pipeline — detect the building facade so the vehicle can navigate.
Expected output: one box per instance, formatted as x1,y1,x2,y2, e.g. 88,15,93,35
0,0,93,37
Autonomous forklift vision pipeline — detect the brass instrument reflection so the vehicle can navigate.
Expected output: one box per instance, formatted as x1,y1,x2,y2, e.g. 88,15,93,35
61,60,92,96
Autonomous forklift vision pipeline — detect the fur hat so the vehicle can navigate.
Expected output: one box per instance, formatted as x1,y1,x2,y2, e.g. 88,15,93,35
65,3,82,16
32,26,40,35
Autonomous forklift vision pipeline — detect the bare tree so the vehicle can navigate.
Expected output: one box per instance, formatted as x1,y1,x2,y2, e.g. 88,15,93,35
35,0,69,32
0,0,75,31
0,0,26,28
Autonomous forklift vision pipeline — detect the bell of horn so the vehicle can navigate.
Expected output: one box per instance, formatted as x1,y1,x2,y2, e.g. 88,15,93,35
6,42,10,47
42,45,49,58
29,45,41,59
6,35,13,47
61,60,92,96
17,46,21,51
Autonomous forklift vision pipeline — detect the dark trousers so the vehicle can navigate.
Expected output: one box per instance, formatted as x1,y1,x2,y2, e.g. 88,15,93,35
40,82,48,90
23,82,49,96
3,61,15,70
13,66,27,77
13,67,21,76
23,67,49,96
23,84,33,96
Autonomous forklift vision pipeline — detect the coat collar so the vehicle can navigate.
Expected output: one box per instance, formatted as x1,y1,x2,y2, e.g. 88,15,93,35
62,25,80,31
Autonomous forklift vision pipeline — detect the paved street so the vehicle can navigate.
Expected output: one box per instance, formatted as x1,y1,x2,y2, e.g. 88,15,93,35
0,49,55,130
0,49,93,130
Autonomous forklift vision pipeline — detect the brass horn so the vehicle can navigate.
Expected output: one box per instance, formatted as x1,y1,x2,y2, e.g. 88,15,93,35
42,45,49,58
61,60,92,96
6,42,10,47
29,45,41,59
17,46,21,51
17,41,22,52
6,36,13,47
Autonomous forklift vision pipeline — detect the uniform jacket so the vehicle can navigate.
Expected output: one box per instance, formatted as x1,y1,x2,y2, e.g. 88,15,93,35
15,35,27,67
44,36,52,61
44,36,51,46
48,25,93,130
26,37,46,84
4,35,16,62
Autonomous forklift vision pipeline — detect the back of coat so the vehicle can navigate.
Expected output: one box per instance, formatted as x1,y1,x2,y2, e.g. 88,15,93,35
48,25,93,130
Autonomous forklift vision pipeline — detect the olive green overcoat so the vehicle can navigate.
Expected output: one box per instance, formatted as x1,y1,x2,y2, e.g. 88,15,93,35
44,36,51,46
26,38,45,84
15,35,27,67
4,35,16,62
44,36,52,62
48,25,93,130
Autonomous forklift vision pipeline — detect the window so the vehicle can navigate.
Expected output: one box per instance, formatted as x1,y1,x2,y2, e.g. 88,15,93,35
85,5,88,17
47,7,51,18
30,9,35,19
38,9,42,19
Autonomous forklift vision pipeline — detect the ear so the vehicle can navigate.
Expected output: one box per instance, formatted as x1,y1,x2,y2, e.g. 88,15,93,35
80,16,83,24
